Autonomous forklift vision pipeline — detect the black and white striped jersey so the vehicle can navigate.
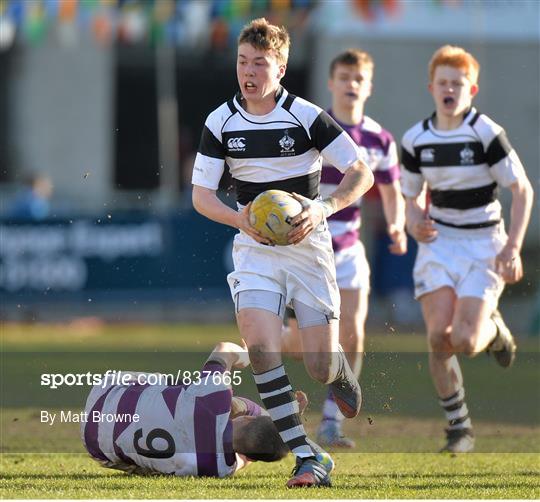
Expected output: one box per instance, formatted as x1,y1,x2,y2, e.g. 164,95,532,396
400,108,525,229
192,87,362,205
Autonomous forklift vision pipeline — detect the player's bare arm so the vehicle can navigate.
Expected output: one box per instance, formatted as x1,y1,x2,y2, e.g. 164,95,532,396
378,181,407,255
495,175,534,284
288,159,374,244
206,341,250,371
405,195,437,243
192,185,274,245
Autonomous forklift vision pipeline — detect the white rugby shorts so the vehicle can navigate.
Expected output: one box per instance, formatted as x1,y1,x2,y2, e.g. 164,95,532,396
333,240,370,291
227,221,340,319
413,224,507,308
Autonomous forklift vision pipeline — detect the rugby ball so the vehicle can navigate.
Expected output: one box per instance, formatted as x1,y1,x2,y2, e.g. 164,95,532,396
249,190,303,246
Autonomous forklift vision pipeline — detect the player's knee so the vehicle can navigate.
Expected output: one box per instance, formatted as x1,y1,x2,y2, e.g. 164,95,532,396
248,343,275,368
451,336,476,356
451,320,479,356
428,327,452,353
239,312,279,348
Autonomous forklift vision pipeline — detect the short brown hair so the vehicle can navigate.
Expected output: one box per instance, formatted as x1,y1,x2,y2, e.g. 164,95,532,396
238,18,290,65
429,45,480,85
329,48,374,77
235,416,289,462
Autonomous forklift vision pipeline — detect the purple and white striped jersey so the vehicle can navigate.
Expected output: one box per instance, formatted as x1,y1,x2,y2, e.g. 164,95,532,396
320,113,399,252
81,362,239,478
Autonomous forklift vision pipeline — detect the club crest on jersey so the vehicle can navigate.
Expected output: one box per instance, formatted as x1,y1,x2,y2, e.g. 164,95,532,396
460,144,475,165
227,137,246,152
279,130,295,156
420,148,435,163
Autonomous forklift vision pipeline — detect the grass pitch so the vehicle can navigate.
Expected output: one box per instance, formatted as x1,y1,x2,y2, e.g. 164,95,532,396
1,323,539,499
2,451,539,499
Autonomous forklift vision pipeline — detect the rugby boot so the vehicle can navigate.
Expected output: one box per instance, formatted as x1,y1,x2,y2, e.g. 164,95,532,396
487,309,516,368
317,419,356,448
286,452,334,488
440,428,475,453
329,345,362,418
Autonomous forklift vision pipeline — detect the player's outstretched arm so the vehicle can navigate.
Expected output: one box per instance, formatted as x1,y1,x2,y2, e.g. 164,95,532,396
192,185,274,245
288,159,374,244
206,341,250,371
495,175,534,284
379,181,407,255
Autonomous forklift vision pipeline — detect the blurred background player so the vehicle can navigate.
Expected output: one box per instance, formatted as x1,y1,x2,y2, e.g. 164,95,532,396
82,341,301,477
282,49,407,448
192,18,373,487
400,45,533,453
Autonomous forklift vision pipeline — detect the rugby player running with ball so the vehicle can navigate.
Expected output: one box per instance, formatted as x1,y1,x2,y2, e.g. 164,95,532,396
192,18,373,487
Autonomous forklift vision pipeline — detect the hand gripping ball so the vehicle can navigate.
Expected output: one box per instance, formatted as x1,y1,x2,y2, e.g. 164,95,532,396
249,190,303,246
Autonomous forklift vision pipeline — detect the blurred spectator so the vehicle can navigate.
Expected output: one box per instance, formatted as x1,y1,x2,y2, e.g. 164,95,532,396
6,172,53,220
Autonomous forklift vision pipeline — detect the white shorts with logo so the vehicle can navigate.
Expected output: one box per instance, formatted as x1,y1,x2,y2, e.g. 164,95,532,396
227,221,340,319
413,224,507,309
333,240,370,291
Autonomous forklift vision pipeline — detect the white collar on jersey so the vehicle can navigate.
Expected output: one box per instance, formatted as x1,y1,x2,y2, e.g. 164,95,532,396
234,86,288,112
427,107,479,131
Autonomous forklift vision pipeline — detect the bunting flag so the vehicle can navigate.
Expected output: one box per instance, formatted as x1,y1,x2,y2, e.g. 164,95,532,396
58,0,77,22
352,0,401,21
2,0,461,51
24,1,48,45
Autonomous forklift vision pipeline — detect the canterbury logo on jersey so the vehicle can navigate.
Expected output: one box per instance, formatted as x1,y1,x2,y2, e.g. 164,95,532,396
420,148,435,162
227,137,246,151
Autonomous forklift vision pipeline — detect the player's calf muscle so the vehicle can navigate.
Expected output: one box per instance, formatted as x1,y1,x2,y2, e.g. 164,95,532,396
304,357,333,384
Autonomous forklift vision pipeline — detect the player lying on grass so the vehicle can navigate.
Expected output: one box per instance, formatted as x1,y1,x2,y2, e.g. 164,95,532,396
81,342,318,478
400,45,533,453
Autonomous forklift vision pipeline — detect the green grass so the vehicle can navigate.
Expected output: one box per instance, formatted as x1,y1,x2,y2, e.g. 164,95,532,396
1,451,539,499
1,323,539,498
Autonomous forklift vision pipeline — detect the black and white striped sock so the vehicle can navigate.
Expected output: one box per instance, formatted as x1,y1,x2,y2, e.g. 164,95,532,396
439,387,472,430
253,365,314,458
